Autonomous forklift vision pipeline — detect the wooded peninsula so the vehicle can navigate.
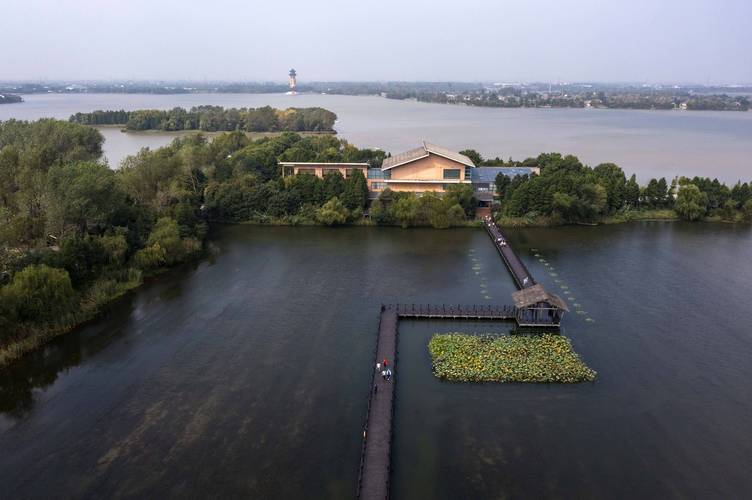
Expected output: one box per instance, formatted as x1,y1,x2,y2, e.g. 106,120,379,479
1,113,751,365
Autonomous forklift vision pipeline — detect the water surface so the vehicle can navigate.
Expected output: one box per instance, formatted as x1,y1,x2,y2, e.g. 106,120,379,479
1,93,751,183
0,224,750,498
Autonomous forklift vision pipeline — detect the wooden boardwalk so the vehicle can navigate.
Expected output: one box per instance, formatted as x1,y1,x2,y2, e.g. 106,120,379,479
483,217,536,289
357,307,398,500
357,221,558,499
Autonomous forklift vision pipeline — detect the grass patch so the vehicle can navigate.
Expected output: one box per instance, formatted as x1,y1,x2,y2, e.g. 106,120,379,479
428,333,597,383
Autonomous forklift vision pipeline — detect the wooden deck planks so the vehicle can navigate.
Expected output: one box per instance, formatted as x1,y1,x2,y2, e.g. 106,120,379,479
357,308,398,500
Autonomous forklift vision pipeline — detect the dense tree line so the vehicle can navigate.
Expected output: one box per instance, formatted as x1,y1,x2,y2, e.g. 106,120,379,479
458,150,752,224
69,106,337,132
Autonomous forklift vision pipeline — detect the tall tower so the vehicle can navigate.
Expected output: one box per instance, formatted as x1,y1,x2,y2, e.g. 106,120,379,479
288,69,297,92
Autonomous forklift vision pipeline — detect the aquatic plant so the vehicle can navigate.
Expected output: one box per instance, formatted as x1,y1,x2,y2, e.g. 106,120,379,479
428,333,596,383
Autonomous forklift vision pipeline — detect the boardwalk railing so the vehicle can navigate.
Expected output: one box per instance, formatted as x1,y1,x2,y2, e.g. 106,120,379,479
387,303,517,320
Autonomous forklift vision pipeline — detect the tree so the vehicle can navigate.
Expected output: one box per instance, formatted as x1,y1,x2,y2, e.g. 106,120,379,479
315,197,349,226
444,184,475,216
322,171,346,201
495,172,511,199
1,265,75,323
46,161,121,237
459,149,483,166
393,194,420,228
743,199,752,222
721,200,737,221
675,184,708,221
625,174,640,208
342,169,369,210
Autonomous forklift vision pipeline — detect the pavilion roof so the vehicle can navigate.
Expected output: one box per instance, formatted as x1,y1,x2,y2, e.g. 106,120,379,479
512,284,569,311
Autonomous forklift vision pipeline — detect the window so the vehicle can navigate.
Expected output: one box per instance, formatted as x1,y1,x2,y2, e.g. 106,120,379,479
443,169,461,179
371,182,386,190
367,168,384,179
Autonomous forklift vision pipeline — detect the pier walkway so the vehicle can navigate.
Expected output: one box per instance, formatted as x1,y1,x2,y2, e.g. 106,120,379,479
357,220,567,499
483,217,536,289
357,307,398,500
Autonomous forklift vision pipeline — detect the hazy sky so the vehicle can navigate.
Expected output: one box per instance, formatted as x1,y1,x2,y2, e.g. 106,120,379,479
2,0,750,83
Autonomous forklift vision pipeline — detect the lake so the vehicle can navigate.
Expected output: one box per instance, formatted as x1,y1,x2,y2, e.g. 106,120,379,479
1,223,751,498
1,93,751,183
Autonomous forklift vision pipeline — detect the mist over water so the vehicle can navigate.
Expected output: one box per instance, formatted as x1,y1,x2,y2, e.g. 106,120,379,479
1,93,751,183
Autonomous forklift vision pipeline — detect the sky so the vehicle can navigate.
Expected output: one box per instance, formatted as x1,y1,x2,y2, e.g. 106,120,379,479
1,0,751,84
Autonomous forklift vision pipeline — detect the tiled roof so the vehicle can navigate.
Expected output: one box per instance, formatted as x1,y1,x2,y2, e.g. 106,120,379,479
381,141,475,170
381,146,428,170
422,142,475,168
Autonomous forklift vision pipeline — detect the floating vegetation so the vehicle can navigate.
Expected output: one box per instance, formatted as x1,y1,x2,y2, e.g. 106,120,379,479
585,318,595,323
428,334,597,383
549,273,558,277
560,285,569,289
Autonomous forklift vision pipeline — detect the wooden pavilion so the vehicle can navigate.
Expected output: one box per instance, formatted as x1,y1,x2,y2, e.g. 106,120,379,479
512,284,569,327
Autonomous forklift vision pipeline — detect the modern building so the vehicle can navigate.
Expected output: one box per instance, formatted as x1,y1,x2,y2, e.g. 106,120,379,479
278,142,539,214
378,141,475,194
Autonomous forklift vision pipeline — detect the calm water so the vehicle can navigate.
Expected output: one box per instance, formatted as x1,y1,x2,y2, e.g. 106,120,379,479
1,224,751,498
1,93,751,183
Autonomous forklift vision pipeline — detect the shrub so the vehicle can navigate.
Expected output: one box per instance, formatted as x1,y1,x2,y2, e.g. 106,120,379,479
134,244,166,270
315,197,349,226
1,265,75,323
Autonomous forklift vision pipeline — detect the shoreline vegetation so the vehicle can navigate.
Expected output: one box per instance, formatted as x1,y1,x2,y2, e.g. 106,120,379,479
1,115,751,366
428,333,597,383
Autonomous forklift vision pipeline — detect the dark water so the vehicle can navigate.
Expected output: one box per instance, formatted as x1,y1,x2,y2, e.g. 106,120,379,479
1,224,751,499
1,93,751,183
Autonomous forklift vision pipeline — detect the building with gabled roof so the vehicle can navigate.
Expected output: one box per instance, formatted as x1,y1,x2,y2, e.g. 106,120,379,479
377,141,475,194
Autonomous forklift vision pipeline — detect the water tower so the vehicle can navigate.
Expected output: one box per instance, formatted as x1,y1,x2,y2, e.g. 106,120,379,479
288,69,297,92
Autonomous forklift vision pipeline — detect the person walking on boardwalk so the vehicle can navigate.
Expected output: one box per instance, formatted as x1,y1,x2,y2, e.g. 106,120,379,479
383,358,388,369
381,369,387,380
376,362,381,372
386,368,392,381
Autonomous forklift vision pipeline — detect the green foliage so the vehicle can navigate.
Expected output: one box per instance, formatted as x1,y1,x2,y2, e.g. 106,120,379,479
341,169,369,210
675,184,708,221
134,244,166,270
459,149,483,166
744,199,752,222
1,265,75,324
315,197,349,226
495,172,511,198
428,333,597,383
145,217,197,266
46,161,122,237
69,106,337,133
